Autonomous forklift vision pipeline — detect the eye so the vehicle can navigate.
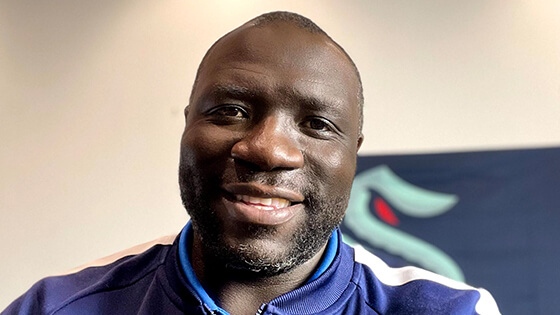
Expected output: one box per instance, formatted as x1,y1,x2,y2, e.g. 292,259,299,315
300,116,343,140
303,117,333,132
208,104,249,118
308,118,329,131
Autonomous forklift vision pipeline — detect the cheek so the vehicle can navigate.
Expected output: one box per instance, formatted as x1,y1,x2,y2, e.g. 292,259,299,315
307,144,357,194
180,125,233,166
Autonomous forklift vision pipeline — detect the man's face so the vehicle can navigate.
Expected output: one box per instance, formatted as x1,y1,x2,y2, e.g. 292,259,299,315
179,22,362,276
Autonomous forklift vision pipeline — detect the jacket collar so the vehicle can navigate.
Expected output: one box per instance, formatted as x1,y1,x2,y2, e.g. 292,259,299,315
166,221,354,314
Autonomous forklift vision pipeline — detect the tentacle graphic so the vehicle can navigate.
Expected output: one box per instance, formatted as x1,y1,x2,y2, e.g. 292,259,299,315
364,165,458,217
344,165,465,281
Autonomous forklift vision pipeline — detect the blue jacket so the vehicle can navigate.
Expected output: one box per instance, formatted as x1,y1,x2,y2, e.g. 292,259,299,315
3,223,500,314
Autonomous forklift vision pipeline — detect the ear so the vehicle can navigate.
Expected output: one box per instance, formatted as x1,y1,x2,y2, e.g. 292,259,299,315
356,133,364,152
184,105,190,121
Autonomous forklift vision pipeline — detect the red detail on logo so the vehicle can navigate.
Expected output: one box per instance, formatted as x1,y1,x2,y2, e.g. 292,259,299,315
374,197,400,226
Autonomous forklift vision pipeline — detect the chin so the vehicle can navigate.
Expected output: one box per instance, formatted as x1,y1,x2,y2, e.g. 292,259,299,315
201,220,329,278
217,237,310,277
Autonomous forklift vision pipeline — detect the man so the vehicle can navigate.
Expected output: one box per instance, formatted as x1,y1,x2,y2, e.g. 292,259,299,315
3,11,500,315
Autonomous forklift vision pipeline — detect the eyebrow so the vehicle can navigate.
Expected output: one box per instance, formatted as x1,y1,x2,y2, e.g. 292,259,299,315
209,84,255,100
282,86,345,116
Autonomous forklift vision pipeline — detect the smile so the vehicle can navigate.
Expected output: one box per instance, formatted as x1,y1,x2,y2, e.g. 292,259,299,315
236,195,291,210
221,183,304,226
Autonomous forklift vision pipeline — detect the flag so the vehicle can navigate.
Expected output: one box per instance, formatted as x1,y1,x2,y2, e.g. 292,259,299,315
342,147,560,315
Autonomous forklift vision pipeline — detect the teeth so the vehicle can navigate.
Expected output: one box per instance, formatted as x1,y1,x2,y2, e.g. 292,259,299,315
237,195,291,210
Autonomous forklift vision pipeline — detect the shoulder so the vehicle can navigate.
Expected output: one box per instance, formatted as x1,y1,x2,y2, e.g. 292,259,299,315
348,244,501,315
2,235,177,315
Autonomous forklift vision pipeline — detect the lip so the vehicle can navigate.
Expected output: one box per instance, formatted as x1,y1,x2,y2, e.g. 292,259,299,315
223,182,305,202
222,183,305,226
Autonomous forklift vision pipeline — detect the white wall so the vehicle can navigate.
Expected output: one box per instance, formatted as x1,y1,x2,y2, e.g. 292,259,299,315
1,0,559,308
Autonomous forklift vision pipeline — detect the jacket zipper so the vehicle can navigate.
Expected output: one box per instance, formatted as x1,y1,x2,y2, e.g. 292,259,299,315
203,302,266,315
255,303,267,315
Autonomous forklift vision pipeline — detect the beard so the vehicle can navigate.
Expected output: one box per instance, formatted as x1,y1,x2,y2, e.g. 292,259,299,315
178,157,350,278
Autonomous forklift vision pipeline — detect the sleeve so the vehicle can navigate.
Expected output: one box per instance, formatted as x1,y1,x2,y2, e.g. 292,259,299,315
1,282,51,315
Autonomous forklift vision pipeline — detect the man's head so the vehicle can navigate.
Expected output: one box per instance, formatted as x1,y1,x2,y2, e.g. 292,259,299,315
179,11,364,277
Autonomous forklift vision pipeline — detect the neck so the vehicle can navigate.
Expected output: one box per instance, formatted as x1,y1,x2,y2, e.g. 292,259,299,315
190,239,327,315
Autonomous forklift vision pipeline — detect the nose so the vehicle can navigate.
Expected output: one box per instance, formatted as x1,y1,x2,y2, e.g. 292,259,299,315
231,116,304,171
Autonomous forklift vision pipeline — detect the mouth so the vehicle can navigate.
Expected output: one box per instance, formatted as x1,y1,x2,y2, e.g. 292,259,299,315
235,195,292,211
221,183,305,226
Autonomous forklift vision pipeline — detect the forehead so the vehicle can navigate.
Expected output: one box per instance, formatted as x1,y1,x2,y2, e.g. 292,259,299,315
192,22,361,116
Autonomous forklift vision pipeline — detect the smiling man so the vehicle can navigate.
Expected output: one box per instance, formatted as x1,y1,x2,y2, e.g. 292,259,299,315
3,12,500,315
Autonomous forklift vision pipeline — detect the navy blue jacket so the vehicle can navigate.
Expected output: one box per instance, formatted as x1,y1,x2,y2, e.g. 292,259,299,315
3,224,500,314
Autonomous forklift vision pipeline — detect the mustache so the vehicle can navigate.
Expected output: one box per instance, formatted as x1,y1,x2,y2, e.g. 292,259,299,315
235,172,305,190
228,166,315,197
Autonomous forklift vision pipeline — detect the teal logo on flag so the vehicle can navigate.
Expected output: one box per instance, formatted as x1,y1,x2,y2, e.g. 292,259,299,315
343,165,465,281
